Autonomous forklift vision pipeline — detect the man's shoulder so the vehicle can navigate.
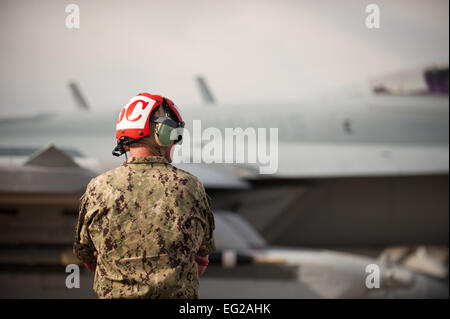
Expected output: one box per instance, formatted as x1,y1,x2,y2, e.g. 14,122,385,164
85,162,205,195
166,164,204,189
85,165,126,191
87,163,202,187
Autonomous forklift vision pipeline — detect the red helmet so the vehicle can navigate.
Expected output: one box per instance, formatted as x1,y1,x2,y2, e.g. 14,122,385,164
112,93,183,157
115,92,182,142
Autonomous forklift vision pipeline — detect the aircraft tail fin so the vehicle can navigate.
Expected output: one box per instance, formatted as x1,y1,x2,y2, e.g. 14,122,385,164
196,75,216,105
68,81,90,111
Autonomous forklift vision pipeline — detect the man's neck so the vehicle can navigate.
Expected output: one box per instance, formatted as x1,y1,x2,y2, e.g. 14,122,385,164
129,146,161,157
129,144,173,163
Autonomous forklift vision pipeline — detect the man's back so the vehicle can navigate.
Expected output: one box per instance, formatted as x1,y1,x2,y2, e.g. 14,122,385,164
73,156,215,298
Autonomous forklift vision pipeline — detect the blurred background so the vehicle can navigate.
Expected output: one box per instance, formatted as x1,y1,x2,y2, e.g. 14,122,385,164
0,0,448,298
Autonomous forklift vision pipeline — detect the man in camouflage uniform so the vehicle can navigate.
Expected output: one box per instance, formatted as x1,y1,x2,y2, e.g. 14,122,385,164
73,93,215,298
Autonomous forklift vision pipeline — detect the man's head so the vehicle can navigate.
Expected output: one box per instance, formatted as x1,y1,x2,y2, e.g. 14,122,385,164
126,104,178,161
113,93,184,162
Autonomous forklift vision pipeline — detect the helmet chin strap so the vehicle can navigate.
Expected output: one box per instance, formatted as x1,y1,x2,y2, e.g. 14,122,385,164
113,136,165,159
154,144,166,156
112,137,139,157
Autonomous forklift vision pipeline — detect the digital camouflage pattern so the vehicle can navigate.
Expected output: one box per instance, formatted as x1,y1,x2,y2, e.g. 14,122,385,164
73,156,215,298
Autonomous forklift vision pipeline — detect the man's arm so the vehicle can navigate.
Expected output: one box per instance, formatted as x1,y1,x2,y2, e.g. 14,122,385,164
73,192,97,269
195,191,215,276
197,193,216,257
188,178,216,275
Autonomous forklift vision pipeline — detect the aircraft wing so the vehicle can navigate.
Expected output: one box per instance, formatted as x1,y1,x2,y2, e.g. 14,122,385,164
243,142,449,179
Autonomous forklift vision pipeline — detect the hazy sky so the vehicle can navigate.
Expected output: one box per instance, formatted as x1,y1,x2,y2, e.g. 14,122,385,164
0,0,448,115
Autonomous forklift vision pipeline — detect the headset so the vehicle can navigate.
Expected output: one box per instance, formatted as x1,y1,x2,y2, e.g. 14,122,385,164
151,115,185,147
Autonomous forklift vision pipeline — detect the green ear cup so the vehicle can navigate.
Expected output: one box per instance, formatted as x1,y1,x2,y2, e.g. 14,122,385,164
157,124,175,145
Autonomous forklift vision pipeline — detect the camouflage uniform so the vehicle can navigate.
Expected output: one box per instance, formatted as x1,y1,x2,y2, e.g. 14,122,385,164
73,156,215,298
